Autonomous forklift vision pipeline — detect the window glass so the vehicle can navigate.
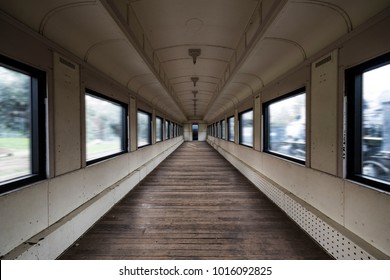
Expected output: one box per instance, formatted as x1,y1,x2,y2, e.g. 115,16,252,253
0,56,45,193
156,117,163,142
228,116,235,142
221,119,226,140
165,120,170,140
137,111,151,147
86,93,126,162
239,110,253,147
346,53,390,192
360,63,390,186
266,92,306,162
0,66,32,182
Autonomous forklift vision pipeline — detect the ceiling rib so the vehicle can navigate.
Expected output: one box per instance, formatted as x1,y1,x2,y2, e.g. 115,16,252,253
172,81,217,87
169,75,220,82
264,37,307,60
154,43,235,52
236,72,265,88
231,81,254,94
160,57,230,64
84,39,125,62
136,82,160,94
126,73,155,87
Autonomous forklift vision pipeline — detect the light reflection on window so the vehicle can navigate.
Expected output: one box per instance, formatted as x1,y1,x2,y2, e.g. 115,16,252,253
239,110,253,147
228,116,234,142
221,120,226,140
165,120,170,140
138,111,151,147
362,64,390,181
156,117,163,142
86,94,125,161
0,66,32,182
267,93,306,161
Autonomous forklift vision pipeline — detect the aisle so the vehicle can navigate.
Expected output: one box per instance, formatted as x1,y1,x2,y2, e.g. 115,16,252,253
59,141,331,259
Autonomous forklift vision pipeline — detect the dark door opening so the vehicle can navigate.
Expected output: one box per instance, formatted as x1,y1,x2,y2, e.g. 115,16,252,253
192,123,198,141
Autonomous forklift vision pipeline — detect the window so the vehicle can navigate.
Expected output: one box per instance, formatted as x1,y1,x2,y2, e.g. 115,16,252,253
156,116,163,142
0,55,46,193
239,109,253,147
228,116,235,142
86,91,127,164
346,52,390,192
221,119,226,140
173,123,176,138
263,89,306,164
165,120,170,140
137,110,151,147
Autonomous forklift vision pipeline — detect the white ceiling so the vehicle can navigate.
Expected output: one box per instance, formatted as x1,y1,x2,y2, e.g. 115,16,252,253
1,0,389,123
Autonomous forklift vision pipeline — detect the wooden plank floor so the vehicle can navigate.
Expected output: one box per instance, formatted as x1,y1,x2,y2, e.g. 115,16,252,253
59,141,331,260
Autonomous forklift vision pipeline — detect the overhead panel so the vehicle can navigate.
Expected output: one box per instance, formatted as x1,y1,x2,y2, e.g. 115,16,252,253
128,0,258,119
1,0,389,123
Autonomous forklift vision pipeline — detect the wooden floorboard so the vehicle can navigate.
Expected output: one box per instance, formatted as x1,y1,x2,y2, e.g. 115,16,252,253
59,141,331,260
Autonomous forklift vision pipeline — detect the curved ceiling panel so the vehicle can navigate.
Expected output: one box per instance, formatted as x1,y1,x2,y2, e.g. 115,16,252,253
237,38,305,89
1,0,389,123
127,73,157,92
131,0,258,49
234,73,264,93
266,1,348,58
86,40,149,87
0,0,85,32
223,83,253,102
318,0,390,29
43,4,122,59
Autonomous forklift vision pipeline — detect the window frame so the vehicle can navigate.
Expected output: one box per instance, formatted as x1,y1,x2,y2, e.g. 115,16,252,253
345,52,390,193
263,88,306,165
137,109,152,148
239,109,254,147
0,54,46,194
85,89,128,165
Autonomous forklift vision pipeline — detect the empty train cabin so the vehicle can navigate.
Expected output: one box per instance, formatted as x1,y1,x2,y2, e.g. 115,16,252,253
0,0,390,260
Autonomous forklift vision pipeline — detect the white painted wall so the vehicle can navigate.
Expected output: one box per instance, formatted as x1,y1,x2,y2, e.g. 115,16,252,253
207,16,390,258
0,137,183,259
208,136,390,258
0,16,185,259
183,122,207,141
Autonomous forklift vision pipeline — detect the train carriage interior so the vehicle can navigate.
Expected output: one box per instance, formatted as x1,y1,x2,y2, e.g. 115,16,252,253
0,0,390,260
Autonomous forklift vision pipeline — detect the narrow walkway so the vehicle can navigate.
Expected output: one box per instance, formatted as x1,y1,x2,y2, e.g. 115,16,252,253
60,142,331,259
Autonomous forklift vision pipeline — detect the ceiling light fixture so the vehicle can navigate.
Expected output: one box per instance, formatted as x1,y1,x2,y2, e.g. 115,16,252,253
191,77,199,87
189,48,201,64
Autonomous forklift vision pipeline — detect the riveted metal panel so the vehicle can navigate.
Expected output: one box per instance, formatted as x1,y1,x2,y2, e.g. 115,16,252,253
311,50,338,175
53,53,81,176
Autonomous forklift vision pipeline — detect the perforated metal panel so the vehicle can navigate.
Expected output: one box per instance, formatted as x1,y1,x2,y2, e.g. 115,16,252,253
212,142,377,260
284,196,374,260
